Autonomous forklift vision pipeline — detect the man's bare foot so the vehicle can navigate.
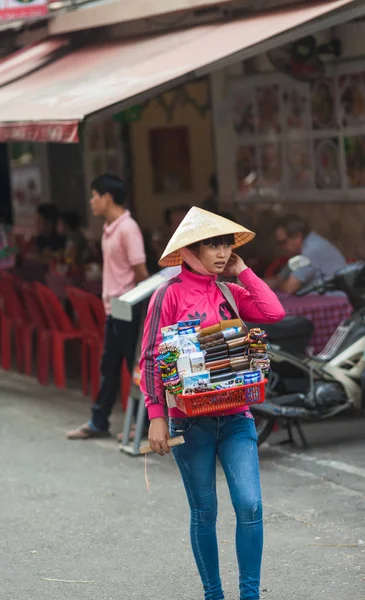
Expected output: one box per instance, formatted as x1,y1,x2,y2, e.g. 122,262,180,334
117,426,136,442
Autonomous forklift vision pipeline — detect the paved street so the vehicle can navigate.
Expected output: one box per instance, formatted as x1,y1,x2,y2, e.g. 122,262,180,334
0,370,364,600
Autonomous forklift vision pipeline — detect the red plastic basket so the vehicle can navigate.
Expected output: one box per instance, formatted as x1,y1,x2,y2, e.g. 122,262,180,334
176,379,267,416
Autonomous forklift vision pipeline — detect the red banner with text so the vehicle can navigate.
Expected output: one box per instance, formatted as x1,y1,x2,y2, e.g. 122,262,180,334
0,122,79,143
0,0,48,20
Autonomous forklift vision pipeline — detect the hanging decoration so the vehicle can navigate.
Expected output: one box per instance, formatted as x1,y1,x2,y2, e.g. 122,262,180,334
111,83,210,124
154,85,211,121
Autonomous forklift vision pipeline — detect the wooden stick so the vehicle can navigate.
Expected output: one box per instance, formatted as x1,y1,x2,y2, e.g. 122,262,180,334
139,436,185,454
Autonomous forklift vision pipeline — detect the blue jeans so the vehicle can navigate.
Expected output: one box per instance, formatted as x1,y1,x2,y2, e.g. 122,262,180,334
169,413,263,600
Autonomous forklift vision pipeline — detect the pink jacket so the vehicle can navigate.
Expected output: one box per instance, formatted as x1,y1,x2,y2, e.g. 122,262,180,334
140,265,285,420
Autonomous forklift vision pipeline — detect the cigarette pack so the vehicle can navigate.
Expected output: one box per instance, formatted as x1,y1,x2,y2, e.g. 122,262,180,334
182,371,210,391
178,319,201,329
189,351,205,373
179,327,197,336
235,370,262,385
222,327,241,339
179,334,201,354
176,354,192,376
162,334,182,351
161,324,178,339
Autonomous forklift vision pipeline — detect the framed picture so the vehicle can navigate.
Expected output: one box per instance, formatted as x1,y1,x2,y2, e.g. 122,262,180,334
256,84,281,134
339,73,365,128
311,78,336,130
232,85,256,135
282,83,311,131
258,143,283,186
314,138,341,189
287,140,314,189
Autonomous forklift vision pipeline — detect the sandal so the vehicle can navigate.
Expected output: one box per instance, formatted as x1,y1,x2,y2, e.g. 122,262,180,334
67,423,111,440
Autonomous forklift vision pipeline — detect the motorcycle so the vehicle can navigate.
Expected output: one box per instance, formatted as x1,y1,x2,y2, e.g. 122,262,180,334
251,258,365,446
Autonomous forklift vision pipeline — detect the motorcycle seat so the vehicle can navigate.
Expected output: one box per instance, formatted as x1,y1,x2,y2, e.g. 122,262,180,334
261,316,314,341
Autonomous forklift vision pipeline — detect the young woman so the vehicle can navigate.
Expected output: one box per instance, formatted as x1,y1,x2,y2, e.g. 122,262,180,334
140,208,285,600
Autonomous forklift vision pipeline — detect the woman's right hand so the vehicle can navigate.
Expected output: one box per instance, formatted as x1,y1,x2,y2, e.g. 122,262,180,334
148,418,170,455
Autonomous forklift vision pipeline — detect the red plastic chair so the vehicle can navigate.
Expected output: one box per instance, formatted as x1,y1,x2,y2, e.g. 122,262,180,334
0,278,14,370
21,282,51,383
34,282,82,388
70,290,131,408
0,273,30,371
83,293,105,399
66,287,103,397
0,272,12,369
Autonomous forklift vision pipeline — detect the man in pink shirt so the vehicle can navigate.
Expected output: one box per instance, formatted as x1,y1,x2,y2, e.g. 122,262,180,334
67,174,148,439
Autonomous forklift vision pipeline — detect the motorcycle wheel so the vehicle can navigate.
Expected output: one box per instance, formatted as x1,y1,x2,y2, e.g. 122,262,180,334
252,412,276,446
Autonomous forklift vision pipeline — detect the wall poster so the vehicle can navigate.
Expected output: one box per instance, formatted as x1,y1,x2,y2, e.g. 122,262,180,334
229,60,365,201
9,144,42,235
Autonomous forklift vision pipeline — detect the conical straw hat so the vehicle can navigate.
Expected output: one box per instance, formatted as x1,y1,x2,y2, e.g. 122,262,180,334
159,206,255,267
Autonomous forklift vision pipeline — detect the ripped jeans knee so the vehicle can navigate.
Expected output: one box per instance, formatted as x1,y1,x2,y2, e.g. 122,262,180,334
233,497,263,524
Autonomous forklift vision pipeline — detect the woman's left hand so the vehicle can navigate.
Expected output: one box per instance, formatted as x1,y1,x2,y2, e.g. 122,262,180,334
222,253,248,278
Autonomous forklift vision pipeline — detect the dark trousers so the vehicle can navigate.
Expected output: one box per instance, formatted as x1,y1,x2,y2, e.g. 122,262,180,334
90,308,141,432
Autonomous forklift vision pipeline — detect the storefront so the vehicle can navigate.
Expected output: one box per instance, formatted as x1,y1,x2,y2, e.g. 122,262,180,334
211,16,365,262
0,0,361,243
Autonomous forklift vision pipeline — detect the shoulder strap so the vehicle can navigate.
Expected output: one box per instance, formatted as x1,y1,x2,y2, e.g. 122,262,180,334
216,281,248,334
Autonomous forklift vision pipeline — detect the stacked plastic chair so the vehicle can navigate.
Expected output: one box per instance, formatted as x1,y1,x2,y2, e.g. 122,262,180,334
34,283,82,388
67,287,131,407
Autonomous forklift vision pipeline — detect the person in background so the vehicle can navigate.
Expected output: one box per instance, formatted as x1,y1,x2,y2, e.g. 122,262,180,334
67,174,148,440
165,205,191,236
202,173,219,213
57,210,89,267
151,205,190,262
36,204,65,258
267,214,347,294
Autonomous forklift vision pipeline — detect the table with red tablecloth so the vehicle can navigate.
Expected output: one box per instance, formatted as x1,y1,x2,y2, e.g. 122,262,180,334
277,293,352,355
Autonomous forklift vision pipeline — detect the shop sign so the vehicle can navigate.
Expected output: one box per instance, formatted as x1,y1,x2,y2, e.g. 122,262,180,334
0,122,79,143
114,105,142,123
0,0,48,21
